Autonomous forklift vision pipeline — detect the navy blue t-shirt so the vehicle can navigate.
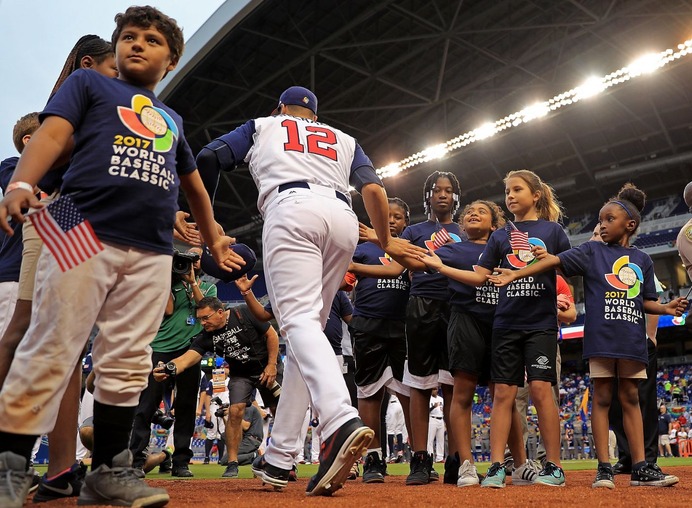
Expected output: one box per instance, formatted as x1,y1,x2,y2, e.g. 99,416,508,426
324,291,353,355
41,70,196,255
559,242,657,364
352,242,409,320
0,157,24,282
401,220,463,299
478,220,570,330
436,241,497,325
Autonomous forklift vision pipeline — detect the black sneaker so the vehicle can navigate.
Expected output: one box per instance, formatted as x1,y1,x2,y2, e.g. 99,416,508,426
592,463,615,489
405,451,431,486
362,452,386,483
630,462,679,487
612,461,631,475
305,418,374,496
288,464,297,482
171,465,193,478
222,461,239,478
202,457,210,465
443,452,460,485
252,455,290,489
29,473,40,494
158,453,172,474
33,461,87,502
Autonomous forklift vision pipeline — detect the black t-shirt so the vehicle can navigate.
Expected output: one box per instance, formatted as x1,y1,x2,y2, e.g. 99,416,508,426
190,305,270,377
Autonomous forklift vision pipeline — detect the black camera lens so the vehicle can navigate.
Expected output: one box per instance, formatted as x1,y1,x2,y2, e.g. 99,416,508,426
164,362,177,377
152,409,175,430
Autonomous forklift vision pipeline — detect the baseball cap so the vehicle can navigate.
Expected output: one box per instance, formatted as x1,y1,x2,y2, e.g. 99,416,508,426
274,86,318,114
200,243,257,282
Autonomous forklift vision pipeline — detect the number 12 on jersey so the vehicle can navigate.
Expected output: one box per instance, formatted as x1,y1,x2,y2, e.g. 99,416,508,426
281,118,338,161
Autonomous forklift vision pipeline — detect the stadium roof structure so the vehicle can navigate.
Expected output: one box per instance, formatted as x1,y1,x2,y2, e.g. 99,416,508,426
160,0,692,260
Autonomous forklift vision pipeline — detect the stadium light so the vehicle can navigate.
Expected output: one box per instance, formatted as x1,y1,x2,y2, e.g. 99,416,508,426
374,37,692,178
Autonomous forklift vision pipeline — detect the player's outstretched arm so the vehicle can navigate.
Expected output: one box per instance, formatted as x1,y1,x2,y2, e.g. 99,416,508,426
360,183,427,265
180,170,245,272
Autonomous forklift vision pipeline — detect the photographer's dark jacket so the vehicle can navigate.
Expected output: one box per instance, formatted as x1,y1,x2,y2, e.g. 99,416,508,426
190,304,270,377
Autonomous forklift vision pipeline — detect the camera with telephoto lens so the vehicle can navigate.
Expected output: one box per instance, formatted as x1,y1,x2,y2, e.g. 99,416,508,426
152,408,175,430
267,380,281,398
211,396,230,418
172,249,200,275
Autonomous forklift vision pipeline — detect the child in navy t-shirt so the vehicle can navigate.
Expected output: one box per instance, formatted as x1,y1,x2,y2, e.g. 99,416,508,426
0,7,242,505
489,183,687,488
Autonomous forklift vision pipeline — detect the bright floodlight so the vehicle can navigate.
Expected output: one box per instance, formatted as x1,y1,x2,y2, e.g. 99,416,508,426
520,102,550,122
575,76,606,99
378,162,401,178
422,144,448,161
627,52,663,76
474,122,497,140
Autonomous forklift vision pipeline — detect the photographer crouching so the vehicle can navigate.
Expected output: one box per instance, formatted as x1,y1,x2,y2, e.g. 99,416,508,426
129,247,217,477
154,296,281,478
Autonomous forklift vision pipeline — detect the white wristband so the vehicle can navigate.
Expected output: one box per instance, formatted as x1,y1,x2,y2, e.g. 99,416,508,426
5,181,33,194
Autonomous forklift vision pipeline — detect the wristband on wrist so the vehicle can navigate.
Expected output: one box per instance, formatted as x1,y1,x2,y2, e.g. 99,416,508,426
190,282,198,287
240,289,252,296
5,181,33,194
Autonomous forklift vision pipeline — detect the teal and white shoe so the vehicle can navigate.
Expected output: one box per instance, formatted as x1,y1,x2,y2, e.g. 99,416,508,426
536,461,565,487
480,462,506,489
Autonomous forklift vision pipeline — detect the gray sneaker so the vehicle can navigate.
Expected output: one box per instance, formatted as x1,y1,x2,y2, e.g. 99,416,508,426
222,461,239,478
0,451,35,508
77,450,169,507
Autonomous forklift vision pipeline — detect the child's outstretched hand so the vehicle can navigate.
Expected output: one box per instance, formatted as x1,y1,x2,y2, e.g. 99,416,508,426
210,235,246,272
173,211,201,246
667,297,689,316
359,222,378,244
487,268,517,287
416,249,443,271
234,274,258,293
531,245,548,260
0,189,43,235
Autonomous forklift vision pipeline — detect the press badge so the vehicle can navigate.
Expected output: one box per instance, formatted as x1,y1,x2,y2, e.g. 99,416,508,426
186,315,196,325
212,368,226,393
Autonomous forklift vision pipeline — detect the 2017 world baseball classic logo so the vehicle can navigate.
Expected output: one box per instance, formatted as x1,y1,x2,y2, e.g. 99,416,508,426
117,94,179,152
604,255,643,298
506,237,546,269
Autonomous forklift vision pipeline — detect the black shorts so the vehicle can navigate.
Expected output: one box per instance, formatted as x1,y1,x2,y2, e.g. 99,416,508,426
350,316,406,387
406,296,450,378
490,329,557,386
447,311,492,386
228,374,280,409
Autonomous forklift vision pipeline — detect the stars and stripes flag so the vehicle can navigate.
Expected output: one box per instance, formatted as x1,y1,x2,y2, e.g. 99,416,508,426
433,226,452,248
506,220,530,251
29,195,103,272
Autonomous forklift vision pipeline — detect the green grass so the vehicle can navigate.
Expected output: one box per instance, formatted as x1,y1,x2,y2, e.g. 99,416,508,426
32,456,692,480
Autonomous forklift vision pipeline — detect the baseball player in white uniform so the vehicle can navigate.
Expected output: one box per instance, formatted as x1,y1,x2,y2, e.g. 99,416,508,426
196,86,420,496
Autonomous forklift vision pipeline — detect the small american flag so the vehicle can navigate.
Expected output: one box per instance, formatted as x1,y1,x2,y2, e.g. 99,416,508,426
29,195,103,272
506,220,530,251
433,226,452,249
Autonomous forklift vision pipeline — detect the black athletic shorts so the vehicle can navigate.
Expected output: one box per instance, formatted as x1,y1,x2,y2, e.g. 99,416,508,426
490,329,558,386
447,310,492,386
405,296,450,378
350,316,406,387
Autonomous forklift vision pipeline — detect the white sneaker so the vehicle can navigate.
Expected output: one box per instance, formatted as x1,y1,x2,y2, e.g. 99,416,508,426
511,460,540,485
457,459,480,487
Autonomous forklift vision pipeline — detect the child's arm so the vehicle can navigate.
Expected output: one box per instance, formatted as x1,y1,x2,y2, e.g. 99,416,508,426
643,297,688,317
417,249,491,287
180,170,245,272
235,275,274,322
0,117,74,233
349,260,405,278
487,253,562,287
